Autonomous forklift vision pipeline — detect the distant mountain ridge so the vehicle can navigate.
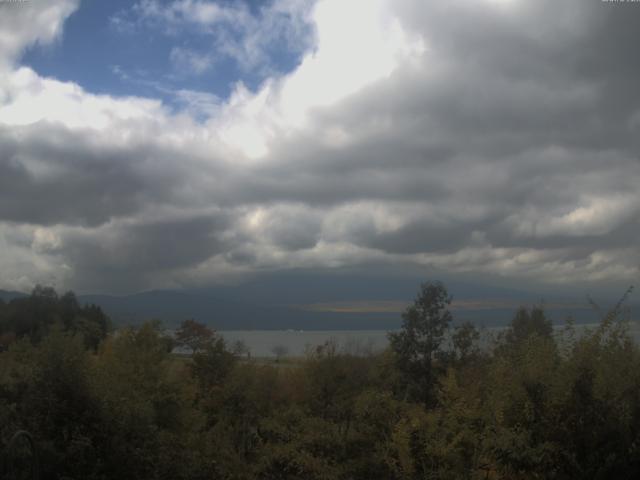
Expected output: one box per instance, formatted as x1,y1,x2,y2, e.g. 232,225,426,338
79,289,401,330
79,275,547,329
0,290,27,302
3,275,632,330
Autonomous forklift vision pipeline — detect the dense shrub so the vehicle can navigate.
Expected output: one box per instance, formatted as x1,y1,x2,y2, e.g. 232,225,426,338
0,285,637,479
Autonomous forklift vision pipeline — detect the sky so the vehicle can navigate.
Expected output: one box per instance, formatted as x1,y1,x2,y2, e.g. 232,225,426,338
0,0,639,298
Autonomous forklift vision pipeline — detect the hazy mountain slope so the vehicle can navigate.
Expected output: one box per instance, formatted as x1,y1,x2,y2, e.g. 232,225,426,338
77,274,604,330
0,290,27,302
2,274,625,329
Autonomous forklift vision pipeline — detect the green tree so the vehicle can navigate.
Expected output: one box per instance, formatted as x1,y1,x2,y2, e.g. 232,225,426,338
94,321,195,479
388,281,453,407
272,344,289,362
0,286,109,349
452,321,481,363
0,327,103,479
190,336,237,393
505,305,552,345
175,319,215,354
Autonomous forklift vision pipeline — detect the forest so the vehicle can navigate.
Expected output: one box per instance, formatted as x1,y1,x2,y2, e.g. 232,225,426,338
0,282,639,479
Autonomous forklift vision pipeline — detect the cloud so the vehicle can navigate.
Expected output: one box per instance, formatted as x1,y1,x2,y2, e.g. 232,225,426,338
0,119,212,226
173,89,221,118
205,0,425,158
0,67,165,129
0,0,79,70
0,0,639,293
55,212,233,292
240,204,323,251
169,47,215,75
112,0,315,74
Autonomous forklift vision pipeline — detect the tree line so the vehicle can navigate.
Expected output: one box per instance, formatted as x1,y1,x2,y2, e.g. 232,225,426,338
0,282,638,479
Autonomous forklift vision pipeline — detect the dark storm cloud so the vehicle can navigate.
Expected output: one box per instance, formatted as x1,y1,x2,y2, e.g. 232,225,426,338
58,213,232,291
357,221,480,255
242,153,450,207
2,0,639,292
264,210,322,251
0,123,212,226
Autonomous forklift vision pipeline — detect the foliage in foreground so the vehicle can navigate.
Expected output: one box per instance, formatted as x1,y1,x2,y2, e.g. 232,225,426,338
0,284,638,479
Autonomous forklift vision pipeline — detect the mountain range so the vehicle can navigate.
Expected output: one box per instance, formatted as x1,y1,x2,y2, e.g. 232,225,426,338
2,272,624,330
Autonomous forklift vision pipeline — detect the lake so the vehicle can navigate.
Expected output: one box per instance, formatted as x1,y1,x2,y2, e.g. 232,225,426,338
220,321,640,357
219,330,391,357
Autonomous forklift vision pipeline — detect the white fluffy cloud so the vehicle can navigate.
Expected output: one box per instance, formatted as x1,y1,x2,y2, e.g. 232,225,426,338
0,0,639,294
0,67,166,129
0,0,79,70
210,0,425,158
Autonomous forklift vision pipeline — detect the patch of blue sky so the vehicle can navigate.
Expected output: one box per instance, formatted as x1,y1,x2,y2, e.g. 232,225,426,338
21,0,314,118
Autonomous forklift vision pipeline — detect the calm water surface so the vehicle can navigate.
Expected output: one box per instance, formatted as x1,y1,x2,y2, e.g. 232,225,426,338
220,322,640,357
220,330,390,357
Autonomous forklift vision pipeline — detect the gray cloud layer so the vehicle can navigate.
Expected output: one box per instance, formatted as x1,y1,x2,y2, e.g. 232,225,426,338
0,0,639,293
